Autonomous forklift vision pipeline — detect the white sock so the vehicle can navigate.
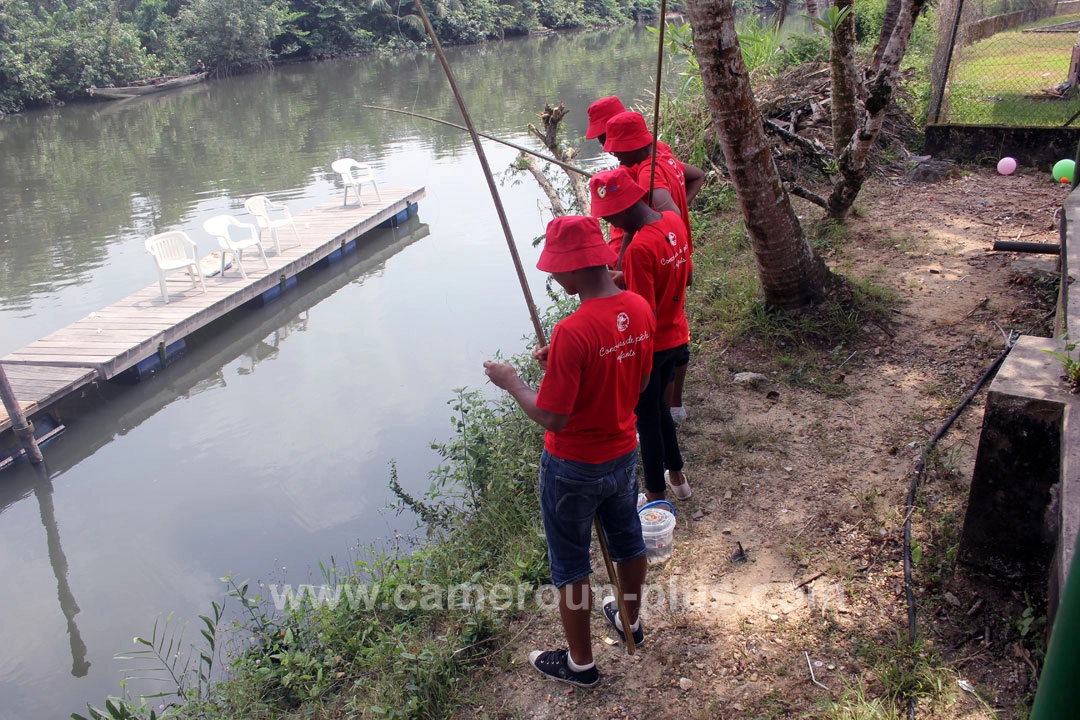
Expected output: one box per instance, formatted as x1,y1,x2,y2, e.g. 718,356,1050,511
614,611,640,633
567,654,595,672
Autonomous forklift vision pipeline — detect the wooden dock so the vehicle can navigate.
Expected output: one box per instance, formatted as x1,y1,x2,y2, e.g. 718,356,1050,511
0,186,425,435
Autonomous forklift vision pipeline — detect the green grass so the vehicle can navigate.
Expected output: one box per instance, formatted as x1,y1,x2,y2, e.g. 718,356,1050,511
947,20,1080,125
679,176,900,398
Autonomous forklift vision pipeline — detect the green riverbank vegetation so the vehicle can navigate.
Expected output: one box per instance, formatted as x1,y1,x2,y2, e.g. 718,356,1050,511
0,0,664,114
77,351,555,719
73,3,961,718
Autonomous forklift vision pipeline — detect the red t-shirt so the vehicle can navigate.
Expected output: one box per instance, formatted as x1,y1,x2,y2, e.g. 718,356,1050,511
654,150,693,253
535,292,656,464
622,211,690,352
610,152,694,261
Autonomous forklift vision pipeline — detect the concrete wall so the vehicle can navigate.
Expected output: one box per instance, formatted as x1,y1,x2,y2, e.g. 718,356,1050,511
924,126,1080,170
1058,1,1080,17
962,190,1080,623
961,8,1059,49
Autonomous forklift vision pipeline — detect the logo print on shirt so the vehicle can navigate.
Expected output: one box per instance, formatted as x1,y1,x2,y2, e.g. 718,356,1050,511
667,232,677,246
616,312,630,332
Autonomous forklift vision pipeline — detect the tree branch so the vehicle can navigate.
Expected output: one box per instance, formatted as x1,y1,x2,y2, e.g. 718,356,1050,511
763,118,830,167
561,146,590,212
521,153,566,217
786,183,830,209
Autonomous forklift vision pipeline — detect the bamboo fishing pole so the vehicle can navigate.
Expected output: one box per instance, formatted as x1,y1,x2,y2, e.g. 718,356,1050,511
363,104,592,178
646,0,669,207
412,0,635,656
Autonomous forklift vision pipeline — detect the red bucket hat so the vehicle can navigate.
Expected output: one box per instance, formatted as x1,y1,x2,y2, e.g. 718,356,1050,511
603,111,653,153
537,216,618,272
589,167,646,217
585,96,627,139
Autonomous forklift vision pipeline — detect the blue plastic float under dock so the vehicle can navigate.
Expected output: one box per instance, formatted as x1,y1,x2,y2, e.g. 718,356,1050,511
0,186,424,436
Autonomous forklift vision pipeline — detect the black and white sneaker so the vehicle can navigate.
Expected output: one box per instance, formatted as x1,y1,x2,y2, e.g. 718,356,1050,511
527,649,600,688
602,596,645,647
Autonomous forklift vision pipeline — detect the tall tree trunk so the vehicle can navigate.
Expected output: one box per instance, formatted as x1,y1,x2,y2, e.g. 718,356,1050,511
830,0,859,153
685,0,830,309
871,0,904,76
827,0,928,219
805,0,823,32
774,0,790,32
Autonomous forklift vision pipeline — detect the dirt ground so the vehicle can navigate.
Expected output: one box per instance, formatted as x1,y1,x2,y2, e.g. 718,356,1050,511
474,168,1067,719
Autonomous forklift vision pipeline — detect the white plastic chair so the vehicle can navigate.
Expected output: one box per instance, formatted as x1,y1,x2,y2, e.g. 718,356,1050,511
144,230,206,303
202,215,269,280
244,195,300,255
331,158,381,207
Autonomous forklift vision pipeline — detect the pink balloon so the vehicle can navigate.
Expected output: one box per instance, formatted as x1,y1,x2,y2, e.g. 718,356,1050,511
997,157,1017,175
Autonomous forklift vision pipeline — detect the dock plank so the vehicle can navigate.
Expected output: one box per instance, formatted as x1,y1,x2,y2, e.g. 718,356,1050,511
0,187,424,436
0,363,97,433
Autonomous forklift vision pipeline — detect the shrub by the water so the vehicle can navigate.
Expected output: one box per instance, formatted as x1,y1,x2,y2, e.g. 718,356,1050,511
75,303,580,718
0,0,662,114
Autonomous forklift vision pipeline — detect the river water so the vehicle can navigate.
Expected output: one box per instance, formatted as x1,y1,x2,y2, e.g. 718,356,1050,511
0,25,681,719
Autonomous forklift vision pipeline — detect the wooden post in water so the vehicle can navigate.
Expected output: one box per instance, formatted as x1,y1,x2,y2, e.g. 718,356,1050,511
0,364,44,464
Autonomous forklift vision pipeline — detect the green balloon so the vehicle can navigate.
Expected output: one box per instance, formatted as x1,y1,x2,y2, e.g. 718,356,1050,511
1053,158,1075,183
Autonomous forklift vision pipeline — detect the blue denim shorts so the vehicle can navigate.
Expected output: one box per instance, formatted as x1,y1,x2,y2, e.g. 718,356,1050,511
539,448,647,587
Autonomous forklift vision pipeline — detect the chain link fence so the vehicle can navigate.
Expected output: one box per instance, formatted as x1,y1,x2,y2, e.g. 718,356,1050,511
930,0,1080,126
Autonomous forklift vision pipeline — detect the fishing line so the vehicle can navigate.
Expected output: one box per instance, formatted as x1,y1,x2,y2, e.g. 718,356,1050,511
363,105,593,177
388,1,425,112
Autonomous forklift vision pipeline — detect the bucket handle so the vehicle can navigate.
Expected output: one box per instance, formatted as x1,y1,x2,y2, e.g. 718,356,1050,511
639,499,676,517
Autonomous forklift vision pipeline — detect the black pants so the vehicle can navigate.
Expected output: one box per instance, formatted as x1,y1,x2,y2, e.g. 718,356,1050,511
636,344,687,494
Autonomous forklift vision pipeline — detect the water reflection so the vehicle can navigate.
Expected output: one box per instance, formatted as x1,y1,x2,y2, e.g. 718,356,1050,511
0,24,678,720
30,463,91,679
0,218,429,510
0,25,663,323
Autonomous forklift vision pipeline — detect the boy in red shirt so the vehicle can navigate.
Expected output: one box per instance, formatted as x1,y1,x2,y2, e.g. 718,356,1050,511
604,110,704,259
603,110,705,425
585,100,705,231
589,167,692,501
484,215,654,688
585,96,679,165
586,101,682,253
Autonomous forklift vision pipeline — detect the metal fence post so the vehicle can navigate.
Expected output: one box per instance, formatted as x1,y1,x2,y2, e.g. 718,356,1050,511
929,0,967,125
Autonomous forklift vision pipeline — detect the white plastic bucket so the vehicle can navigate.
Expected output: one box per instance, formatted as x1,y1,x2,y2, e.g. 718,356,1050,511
639,502,676,565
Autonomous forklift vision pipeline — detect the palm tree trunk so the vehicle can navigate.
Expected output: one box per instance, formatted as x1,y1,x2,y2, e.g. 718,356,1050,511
871,0,904,76
830,0,859,152
685,0,830,309
827,0,929,219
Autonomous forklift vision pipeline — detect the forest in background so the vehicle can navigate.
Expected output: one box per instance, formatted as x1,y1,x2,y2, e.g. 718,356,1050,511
0,0,668,113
